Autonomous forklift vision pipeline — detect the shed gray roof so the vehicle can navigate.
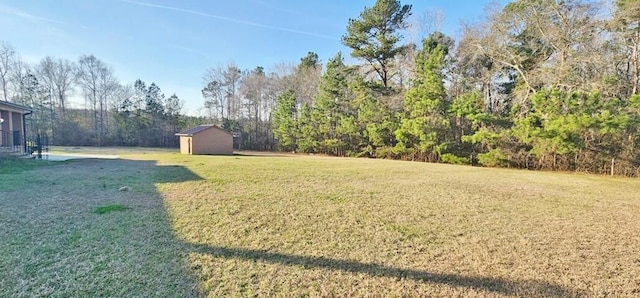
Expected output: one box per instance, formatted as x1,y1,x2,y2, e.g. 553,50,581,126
175,125,232,136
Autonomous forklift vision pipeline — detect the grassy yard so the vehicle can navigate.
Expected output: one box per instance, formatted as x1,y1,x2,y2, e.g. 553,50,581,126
1,149,639,297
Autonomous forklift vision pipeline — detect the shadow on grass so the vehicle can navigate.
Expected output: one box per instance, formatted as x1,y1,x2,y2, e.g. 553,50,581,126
0,158,203,296
187,243,580,297
0,154,47,174
0,157,582,297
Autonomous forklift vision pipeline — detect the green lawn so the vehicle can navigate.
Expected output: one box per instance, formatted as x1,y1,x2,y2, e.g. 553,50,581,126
1,149,639,297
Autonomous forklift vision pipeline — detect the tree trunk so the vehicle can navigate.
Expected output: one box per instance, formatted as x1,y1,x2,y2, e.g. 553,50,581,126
633,31,639,95
611,157,615,176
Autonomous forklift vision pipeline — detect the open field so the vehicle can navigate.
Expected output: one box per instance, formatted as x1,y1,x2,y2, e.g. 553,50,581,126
1,149,639,297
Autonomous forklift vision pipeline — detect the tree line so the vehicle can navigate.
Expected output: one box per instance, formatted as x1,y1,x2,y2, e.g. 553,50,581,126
0,47,203,147
268,0,640,176
2,0,639,175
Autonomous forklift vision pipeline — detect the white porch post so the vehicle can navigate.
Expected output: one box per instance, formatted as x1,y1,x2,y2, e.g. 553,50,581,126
8,111,12,132
0,116,3,147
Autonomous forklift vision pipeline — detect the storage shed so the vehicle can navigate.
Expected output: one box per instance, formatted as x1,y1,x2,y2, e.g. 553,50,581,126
175,125,233,155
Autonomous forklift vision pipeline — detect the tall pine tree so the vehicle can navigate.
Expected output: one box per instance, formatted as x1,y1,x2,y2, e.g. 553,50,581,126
394,32,450,161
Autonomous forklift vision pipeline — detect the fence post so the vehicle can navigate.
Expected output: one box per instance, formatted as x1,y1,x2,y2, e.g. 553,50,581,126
36,133,42,159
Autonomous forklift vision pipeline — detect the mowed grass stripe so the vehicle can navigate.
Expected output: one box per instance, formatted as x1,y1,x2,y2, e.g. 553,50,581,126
1,151,639,297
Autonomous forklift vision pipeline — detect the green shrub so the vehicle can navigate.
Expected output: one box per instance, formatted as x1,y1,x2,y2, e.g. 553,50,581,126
477,149,509,167
375,146,399,159
440,153,470,165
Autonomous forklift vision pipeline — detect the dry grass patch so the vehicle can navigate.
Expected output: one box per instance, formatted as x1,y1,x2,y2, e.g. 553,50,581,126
159,154,640,297
1,152,640,297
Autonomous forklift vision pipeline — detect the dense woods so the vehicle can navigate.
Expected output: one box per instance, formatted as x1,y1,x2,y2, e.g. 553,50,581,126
2,0,640,175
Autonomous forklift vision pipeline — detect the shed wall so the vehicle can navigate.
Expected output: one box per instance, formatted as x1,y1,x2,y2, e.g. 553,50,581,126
192,128,233,155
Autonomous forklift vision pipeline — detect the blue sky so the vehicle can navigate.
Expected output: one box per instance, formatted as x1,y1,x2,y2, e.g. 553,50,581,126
0,0,508,115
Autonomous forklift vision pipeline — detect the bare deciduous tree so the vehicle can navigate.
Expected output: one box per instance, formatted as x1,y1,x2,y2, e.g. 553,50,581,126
37,57,76,116
611,0,640,96
0,42,17,102
202,63,243,122
76,55,117,144
461,0,606,112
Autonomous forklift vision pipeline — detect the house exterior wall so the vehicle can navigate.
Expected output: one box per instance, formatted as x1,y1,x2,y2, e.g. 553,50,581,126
12,111,22,139
179,136,192,154
0,110,21,147
192,128,233,155
11,112,18,128
0,103,29,153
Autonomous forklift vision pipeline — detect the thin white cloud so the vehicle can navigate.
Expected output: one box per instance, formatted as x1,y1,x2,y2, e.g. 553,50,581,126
0,3,82,52
119,0,339,41
0,3,66,26
251,0,335,26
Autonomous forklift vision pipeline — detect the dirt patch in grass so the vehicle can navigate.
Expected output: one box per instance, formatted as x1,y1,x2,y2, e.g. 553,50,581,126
2,153,640,297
